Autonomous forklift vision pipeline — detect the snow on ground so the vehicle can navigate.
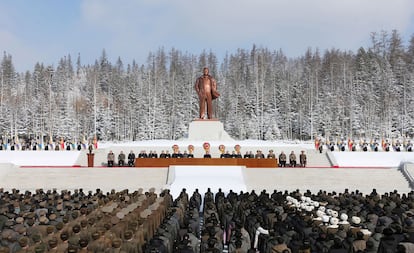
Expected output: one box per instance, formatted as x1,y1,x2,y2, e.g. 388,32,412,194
0,151,81,166
169,166,247,199
333,152,414,167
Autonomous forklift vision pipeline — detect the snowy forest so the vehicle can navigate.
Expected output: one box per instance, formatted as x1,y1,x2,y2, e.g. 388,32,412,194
1,30,414,143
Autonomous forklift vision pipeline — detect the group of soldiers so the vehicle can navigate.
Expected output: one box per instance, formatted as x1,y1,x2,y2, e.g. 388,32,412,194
1,186,414,252
0,187,199,253
197,188,414,252
106,151,140,167
277,151,307,168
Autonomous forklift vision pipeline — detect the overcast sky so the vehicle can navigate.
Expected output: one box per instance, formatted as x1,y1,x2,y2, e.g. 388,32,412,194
1,0,414,72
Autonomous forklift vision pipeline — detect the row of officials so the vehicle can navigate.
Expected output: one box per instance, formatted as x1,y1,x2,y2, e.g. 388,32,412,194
106,150,307,168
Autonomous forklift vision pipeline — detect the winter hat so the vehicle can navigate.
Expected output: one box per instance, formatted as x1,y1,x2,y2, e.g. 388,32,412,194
322,215,330,223
351,216,361,225
328,217,339,228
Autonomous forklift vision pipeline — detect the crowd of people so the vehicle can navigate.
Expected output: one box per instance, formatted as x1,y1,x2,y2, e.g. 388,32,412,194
197,187,414,252
106,150,307,168
0,187,178,253
0,186,414,252
0,137,97,152
3,136,414,154
315,138,414,153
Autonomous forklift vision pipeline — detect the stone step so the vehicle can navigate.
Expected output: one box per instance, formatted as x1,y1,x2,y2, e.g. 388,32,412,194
306,151,332,167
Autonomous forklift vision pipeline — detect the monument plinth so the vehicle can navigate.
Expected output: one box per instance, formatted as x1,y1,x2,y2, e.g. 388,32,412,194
188,119,233,141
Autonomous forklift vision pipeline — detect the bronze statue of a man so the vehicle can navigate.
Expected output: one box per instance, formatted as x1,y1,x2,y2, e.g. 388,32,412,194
194,67,220,119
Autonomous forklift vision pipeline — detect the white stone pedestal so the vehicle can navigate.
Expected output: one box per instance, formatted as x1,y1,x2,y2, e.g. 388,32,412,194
187,120,233,141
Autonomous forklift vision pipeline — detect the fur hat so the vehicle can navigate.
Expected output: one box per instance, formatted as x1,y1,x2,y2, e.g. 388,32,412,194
351,216,361,225
39,216,49,224
15,217,24,224
328,217,339,228
116,212,125,220
339,213,349,224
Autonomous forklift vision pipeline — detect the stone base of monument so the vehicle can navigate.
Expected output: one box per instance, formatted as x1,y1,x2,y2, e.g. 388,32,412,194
187,119,233,141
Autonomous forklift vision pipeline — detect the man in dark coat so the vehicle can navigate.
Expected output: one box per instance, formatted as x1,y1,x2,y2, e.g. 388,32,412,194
128,150,136,166
299,151,307,167
118,151,125,166
289,151,297,167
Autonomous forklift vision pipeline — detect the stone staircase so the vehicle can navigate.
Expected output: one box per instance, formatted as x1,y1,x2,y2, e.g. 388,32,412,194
400,163,414,189
306,149,332,167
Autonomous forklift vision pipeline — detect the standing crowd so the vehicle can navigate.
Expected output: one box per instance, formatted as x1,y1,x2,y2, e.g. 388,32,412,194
314,138,414,153
1,186,413,252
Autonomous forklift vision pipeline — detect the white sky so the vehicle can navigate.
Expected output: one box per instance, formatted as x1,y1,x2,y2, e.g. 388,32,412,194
1,0,413,72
